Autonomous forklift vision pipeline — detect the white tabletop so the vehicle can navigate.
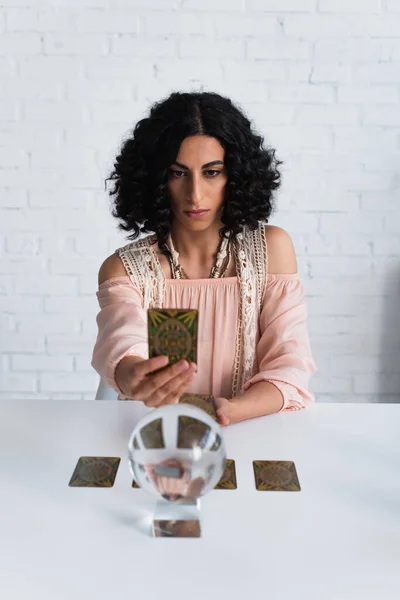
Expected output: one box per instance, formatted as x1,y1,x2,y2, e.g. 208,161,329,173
0,400,399,600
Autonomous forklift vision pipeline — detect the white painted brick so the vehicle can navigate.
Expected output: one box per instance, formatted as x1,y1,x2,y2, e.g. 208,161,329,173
0,295,43,319
179,38,244,59
312,374,353,394
385,0,400,11
213,14,279,36
145,13,211,35
40,373,98,393
46,334,95,355
0,375,37,393
1,209,56,231
270,84,334,103
248,0,316,10
74,237,110,257
112,0,179,7
0,148,29,169
6,234,39,255
378,39,400,61
18,315,80,334
314,39,380,62
44,296,96,315
361,191,397,211
112,35,176,57
65,80,134,102
15,275,78,296
308,316,367,335
354,63,400,84
50,257,99,275
182,0,243,10
78,276,98,296
0,189,28,208
30,148,96,170
76,10,139,34
0,257,47,275
247,39,310,61
0,57,16,78
29,190,92,209
284,15,353,37
24,101,85,123
0,33,41,55
74,355,95,372
84,57,153,80
268,125,332,150
39,234,76,256
373,238,400,255
285,62,312,82
224,60,285,82
305,234,338,255
0,314,15,332
318,0,381,13
334,127,398,152
6,8,76,32
363,106,400,126
295,105,359,125
351,15,400,37
310,257,373,278
353,374,383,394
337,85,398,104
274,211,319,233
81,319,98,335
320,212,384,234
247,102,294,125
0,100,19,121
383,215,400,233
0,355,9,373
338,237,373,256
18,56,84,80
311,62,351,83
12,355,74,372
0,334,46,353
43,34,109,56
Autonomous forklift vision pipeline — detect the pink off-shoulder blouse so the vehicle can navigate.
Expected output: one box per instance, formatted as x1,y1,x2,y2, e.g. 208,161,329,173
91,272,316,411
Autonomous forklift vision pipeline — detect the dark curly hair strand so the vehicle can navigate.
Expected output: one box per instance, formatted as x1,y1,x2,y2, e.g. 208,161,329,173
107,90,282,251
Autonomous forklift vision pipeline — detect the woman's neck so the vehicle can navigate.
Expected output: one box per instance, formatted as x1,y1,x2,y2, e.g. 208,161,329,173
169,223,222,262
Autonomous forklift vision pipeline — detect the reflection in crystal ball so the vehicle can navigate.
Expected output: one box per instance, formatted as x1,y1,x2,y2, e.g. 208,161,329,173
128,404,226,502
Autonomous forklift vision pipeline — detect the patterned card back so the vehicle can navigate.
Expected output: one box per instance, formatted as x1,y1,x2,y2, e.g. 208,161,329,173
148,309,198,365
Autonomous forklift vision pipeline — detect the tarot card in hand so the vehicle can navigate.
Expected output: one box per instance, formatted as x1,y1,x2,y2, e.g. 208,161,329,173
253,460,301,491
179,393,217,421
148,309,198,367
68,457,120,488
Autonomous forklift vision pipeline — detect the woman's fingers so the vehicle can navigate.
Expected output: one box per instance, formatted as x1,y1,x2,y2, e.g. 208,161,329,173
143,370,195,407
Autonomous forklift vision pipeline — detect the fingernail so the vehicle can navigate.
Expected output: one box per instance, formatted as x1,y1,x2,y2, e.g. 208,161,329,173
179,360,189,371
158,355,169,366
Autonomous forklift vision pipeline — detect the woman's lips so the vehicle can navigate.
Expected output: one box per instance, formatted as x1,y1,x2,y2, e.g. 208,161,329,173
185,209,209,219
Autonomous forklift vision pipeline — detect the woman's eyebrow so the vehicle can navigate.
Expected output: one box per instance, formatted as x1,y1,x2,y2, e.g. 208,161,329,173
172,160,224,169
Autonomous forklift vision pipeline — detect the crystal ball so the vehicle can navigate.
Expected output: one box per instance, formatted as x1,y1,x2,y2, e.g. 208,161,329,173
128,404,226,502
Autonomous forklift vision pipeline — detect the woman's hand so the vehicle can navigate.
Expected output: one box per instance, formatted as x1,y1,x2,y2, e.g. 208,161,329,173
214,396,233,426
115,354,197,407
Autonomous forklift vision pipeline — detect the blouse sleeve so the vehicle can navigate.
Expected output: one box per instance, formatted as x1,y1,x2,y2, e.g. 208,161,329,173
243,273,316,412
91,275,148,398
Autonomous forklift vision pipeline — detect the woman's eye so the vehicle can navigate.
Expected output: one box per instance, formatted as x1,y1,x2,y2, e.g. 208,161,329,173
205,170,220,177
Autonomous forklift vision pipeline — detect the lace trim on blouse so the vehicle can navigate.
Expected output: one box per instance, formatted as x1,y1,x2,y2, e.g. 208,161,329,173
115,224,267,398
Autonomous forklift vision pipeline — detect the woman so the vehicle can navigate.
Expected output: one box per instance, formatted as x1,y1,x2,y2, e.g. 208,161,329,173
92,91,316,425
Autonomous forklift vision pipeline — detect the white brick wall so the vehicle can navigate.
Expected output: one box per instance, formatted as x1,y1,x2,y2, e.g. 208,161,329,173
1,0,399,402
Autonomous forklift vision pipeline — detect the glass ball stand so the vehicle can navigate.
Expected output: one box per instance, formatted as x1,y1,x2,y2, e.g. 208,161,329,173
128,404,226,538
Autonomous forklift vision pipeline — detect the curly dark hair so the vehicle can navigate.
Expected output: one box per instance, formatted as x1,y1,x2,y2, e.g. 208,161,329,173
107,90,282,250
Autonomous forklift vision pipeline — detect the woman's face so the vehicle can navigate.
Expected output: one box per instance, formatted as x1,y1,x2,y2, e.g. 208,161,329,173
167,135,228,232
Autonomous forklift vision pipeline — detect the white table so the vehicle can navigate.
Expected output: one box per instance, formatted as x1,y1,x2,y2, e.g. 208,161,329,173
0,401,399,600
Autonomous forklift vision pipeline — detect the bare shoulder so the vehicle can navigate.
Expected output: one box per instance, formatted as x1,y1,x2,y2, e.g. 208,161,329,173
264,225,297,274
98,252,127,286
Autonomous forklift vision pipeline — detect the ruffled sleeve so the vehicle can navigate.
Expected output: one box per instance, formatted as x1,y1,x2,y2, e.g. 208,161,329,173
91,276,148,397
243,273,316,411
